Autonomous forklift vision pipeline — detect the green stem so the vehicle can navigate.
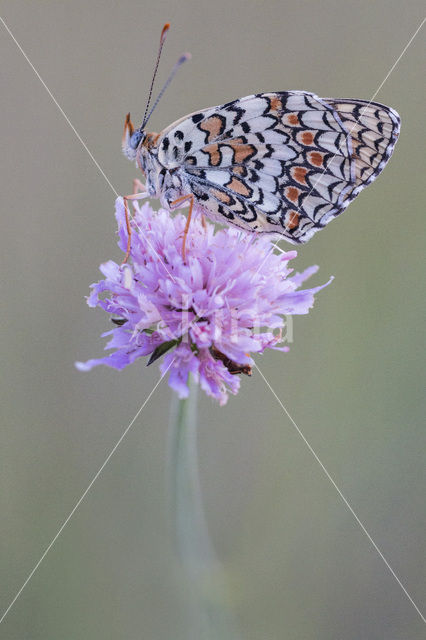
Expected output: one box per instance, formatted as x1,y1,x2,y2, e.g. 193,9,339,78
168,377,241,640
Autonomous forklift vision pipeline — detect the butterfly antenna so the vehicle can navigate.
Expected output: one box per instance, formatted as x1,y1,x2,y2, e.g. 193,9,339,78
141,22,170,127
143,52,191,127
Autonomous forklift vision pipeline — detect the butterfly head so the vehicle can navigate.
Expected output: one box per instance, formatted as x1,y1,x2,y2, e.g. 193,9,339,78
122,113,146,160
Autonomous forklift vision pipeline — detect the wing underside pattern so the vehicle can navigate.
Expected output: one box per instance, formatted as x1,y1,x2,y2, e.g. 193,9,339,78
157,92,400,242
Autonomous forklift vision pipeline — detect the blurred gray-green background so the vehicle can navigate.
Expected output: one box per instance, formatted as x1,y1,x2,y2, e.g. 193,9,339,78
1,1,425,638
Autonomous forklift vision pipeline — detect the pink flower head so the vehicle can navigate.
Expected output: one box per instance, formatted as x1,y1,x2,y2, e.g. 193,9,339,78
76,198,332,405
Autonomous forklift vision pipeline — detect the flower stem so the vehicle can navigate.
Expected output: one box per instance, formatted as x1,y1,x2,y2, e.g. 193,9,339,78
168,377,241,639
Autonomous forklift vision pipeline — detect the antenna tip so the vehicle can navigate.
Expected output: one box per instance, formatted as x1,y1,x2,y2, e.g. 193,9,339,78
160,23,170,43
178,52,192,65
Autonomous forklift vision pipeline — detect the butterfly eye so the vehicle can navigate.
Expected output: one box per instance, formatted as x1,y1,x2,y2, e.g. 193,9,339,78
130,130,145,149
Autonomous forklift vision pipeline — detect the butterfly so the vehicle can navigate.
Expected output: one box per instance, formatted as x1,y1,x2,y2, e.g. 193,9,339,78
122,24,400,259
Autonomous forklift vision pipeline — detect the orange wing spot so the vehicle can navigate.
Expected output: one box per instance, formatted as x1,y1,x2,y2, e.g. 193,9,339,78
286,210,300,230
285,186,300,203
309,151,324,167
229,141,256,163
292,166,308,185
200,115,225,142
287,113,300,126
299,131,315,146
229,137,244,145
211,189,232,205
233,166,245,176
203,143,221,166
227,177,251,197
270,96,283,112
351,137,362,159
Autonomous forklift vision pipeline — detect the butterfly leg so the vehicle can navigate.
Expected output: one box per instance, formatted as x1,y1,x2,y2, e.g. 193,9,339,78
170,194,194,262
122,183,148,264
133,178,146,194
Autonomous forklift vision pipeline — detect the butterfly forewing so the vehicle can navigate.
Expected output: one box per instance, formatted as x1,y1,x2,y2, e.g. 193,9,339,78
155,91,400,242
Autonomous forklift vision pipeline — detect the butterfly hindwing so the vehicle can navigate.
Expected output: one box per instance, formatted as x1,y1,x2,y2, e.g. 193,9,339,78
156,92,400,241
325,97,400,199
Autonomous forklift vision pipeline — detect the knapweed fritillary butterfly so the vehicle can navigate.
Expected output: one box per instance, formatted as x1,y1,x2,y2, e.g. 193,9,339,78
121,24,400,260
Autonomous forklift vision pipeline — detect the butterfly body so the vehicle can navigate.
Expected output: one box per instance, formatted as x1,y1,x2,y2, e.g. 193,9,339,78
123,91,400,243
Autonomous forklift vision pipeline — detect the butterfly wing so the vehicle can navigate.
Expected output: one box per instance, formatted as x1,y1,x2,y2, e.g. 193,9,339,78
324,97,400,198
156,92,400,242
